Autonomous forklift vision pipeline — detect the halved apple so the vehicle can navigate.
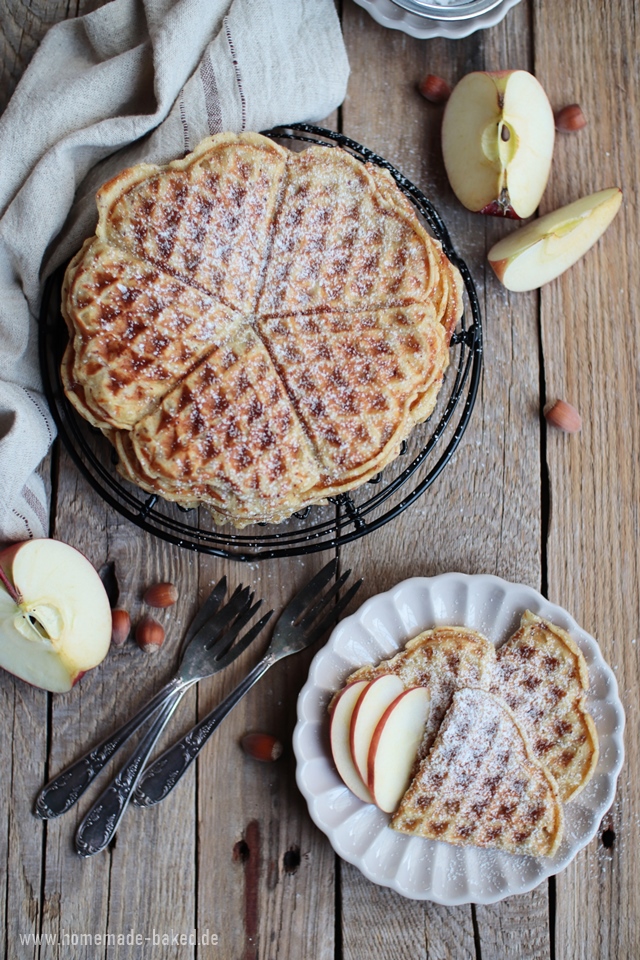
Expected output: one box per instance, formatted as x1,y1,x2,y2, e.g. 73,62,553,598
0,539,112,693
367,687,430,814
488,187,623,291
329,680,373,803
349,674,404,785
442,70,555,219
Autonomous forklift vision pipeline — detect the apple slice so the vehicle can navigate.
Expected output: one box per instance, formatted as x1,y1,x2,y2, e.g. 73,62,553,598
329,680,373,802
442,70,555,219
488,187,623,291
367,687,431,814
0,539,112,693
350,674,405,785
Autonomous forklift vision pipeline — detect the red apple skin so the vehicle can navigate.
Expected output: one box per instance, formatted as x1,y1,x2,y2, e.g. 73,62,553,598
367,705,393,794
480,200,521,220
329,681,373,803
366,688,427,795
488,257,508,281
349,675,404,783
0,543,21,589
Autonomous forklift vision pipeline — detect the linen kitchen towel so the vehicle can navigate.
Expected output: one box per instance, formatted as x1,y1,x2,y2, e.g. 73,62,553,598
0,0,349,542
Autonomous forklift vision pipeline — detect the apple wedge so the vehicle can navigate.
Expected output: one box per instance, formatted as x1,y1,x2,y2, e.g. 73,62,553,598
367,687,431,814
488,187,623,291
0,539,112,693
442,70,555,219
329,680,373,803
350,674,405,785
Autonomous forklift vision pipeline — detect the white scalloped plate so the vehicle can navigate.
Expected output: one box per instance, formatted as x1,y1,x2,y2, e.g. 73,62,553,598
293,573,625,904
352,0,523,40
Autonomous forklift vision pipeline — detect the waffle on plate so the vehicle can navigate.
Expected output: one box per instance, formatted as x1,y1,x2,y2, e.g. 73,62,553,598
329,611,599,858
490,610,599,801
391,688,564,858
62,132,463,526
336,626,496,753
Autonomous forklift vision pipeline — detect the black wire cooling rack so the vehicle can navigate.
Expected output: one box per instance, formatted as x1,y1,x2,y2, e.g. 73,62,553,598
39,124,483,561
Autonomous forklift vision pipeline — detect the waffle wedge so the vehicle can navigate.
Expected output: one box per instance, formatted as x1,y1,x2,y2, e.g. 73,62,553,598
62,238,244,431
490,610,599,801
62,132,464,526
338,626,495,752
391,688,564,857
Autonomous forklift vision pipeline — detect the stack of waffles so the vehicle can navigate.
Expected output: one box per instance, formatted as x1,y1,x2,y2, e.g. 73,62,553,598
332,611,599,858
62,133,463,526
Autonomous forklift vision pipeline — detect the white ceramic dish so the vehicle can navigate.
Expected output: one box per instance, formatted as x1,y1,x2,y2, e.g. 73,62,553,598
293,573,625,904
352,0,523,40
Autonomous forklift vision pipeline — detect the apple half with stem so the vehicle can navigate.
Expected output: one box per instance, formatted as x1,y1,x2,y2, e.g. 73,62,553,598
349,674,405,785
488,187,623,291
329,680,373,803
442,70,555,219
367,687,430,814
0,539,112,693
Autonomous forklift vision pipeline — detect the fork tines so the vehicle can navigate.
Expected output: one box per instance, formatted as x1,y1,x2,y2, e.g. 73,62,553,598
284,558,363,642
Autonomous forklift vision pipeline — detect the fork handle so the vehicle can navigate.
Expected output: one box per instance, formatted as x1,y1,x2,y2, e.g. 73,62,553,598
75,690,184,857
34,676,188,820
134,655,274,807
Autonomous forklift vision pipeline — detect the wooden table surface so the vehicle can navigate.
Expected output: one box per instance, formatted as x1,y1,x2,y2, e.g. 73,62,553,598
1,1,638,958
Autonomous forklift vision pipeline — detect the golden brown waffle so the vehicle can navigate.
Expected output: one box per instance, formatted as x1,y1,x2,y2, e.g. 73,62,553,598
364,165,463,342
98,132,287,313
337,626,496,751
490,610,599,801
62,238,244,431
256,148,447,318
63,132,463,525
391,688,564,858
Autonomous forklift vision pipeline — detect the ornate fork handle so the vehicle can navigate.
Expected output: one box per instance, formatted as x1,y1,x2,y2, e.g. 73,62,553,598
35,675,190,820
134,655,275,807
75,691,184,857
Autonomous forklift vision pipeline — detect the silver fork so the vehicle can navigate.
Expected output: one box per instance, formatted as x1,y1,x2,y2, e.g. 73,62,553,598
133,558,362,809
35,579,271,822
74,586,273,857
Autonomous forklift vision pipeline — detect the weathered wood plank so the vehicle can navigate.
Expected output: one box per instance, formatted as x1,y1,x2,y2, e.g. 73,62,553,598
39,448,198,960
2,1,639,959
195,552,337,960
339,2,549,957
191,104,339,960
0,5,97,955
535,2,640,959
0,677,46,960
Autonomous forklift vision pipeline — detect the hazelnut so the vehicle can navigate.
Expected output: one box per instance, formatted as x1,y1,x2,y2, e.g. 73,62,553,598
241,733,283,762
136,615,165,653
144,581,178,608
111,608,131,647
544,399,582,433
418,74,452,105
554,104,587,132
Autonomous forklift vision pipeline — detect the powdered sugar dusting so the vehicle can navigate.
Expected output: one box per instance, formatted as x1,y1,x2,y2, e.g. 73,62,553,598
64,133,462,524
392,688,562,858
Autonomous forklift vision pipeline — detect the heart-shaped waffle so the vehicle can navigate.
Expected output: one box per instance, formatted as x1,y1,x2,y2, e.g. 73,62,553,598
391,688,564,858
62,133,463,526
